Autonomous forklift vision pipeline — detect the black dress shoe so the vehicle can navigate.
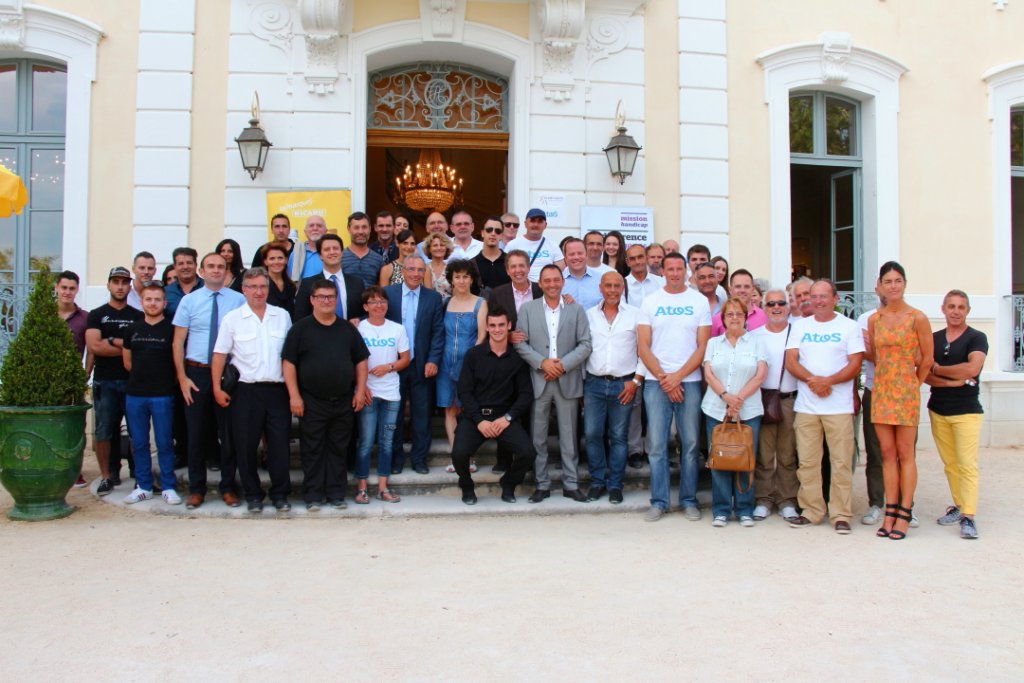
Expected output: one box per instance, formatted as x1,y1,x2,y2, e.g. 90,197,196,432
528,489,550,504
628,453,644,469
272,499,291,511
587,486,606,501
247,500,263,513
462,492,478,505
609,489,623,504
563,488,588,502
391,466,403,475
413,464,429,475
491,463,508,474
501,490,516,503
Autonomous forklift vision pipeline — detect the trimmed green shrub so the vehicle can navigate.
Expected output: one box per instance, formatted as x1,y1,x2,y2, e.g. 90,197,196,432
0,267,87,406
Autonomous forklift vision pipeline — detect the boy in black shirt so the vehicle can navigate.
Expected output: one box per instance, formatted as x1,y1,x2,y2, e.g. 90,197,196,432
122,281,181,505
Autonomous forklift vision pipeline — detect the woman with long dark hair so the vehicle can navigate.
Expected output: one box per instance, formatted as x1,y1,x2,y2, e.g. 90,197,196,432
603,230,630,277
217,238,245,292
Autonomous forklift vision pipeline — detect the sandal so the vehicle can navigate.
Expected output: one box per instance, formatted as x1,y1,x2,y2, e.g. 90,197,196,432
354,489,370,505
469,459,477,473
445,462,456,473
889,505,913,540
376,488,401,503
876,503,899,538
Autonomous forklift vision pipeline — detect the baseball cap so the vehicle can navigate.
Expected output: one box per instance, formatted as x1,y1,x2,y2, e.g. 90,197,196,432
108,266,131,281
525,208,546,220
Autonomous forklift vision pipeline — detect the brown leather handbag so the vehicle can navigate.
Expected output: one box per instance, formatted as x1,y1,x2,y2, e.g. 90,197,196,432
708,417,755,493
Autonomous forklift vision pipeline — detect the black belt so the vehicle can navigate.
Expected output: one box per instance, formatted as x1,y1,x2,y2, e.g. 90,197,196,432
479,407,509,416
587,372,635,382
778,390,797,399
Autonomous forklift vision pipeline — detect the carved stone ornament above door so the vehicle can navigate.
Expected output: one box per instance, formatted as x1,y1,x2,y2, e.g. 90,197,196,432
247,0,348,95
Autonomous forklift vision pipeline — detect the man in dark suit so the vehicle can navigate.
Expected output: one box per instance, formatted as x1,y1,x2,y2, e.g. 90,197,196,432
384,255,444,474
293,234,364,322
485,248,540,472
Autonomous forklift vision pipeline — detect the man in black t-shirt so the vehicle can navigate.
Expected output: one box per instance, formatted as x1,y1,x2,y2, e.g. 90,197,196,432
85,267,143,495
925,289,988,540
122,282,181,505
283,279,369,510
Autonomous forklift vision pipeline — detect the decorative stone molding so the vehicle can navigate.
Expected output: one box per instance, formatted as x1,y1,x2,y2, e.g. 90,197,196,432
536,0,585,101
298,0,346,95
585,13,629,71
0,0,24,50
248,0,294,56
419,0,466,42
820,31,852,82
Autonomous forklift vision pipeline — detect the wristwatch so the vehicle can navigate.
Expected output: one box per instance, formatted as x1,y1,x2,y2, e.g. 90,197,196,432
503,413,513,422
631,376,642,386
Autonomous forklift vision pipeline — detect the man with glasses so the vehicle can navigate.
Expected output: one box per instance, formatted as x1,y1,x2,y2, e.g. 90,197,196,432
212,268,294,513
499,212,520,251
284,279,370,510
172,253,246,510
925,290,987,540
784,279,864,534
472,216,510,290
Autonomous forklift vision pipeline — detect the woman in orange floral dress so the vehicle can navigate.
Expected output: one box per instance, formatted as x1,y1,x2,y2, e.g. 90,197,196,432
865,262,934,540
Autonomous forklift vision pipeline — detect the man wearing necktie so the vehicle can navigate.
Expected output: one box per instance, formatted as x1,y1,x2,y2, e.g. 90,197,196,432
384,255,444,474
172,253,246,510
293,233,364,322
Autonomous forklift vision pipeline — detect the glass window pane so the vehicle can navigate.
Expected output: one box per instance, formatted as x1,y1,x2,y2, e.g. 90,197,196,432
826,97,856,156
29,149,64,210
1012,110,1024,168
0,64,15,132
29,210,62,272
833,227,854,283
0,146,16,175
789,95,813,154
833,173,854,228
31,65,66,132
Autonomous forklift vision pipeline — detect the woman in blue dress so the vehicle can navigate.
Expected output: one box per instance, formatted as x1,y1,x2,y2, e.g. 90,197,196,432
437,259,488,472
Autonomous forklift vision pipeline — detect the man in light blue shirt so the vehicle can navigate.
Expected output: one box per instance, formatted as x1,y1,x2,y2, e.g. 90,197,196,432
172,252,246,510
561,238,602,310
288,214,327,281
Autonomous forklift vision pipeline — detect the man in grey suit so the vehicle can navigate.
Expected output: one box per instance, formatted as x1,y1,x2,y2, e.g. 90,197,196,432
514,264,593,503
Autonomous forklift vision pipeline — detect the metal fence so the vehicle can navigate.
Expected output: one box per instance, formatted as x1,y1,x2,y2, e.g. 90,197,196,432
0,283,32,363
1012,294,1024,371
836,290,879,320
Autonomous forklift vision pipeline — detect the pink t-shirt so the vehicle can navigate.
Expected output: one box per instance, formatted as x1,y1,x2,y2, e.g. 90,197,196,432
711,306,768,337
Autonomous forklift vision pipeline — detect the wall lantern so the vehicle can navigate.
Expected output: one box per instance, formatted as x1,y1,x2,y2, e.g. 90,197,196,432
235,91,272,180
603,101,642,185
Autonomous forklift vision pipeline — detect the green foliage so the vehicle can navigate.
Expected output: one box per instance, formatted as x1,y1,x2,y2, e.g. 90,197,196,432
0,266,87,406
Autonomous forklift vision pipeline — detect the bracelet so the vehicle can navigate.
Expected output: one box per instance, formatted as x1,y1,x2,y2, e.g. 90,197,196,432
720,390,727,398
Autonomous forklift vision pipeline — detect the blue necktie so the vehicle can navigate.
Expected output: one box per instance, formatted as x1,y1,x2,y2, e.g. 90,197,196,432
330,274,344,318
404,289,417,360
207,291,219,362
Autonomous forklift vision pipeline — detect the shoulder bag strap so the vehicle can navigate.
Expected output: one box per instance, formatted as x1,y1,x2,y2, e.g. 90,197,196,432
529,237,546,267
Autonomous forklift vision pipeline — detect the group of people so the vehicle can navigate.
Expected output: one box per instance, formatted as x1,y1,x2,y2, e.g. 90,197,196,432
58,206,986,538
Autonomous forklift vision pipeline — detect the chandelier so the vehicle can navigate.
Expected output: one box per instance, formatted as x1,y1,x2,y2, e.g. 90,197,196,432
394,149,464,213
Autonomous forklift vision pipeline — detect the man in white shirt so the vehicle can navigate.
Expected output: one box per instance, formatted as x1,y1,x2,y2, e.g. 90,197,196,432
584,231,615,275
499,212,520,251
505,208,565,282
637,252,712,522
211,267,294,513
584,271,647,504
126,251,157,311
448,209,484,261
784,279,865,534
623,243,664,467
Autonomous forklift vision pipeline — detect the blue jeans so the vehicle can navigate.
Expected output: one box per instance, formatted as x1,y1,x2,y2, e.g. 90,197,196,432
645,380,703,510
93,379,128,442
125,394,177,492
584,375,632,490
356,397,400,479
706,415,761,518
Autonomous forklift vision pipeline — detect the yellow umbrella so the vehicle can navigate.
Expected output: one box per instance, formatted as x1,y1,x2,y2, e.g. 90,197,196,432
0,164,29,218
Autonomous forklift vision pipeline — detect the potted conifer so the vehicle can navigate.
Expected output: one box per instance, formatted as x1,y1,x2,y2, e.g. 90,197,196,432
0,266,89,520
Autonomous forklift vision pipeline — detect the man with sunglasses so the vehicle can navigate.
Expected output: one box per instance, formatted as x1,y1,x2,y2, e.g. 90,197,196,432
499,212,520,251
472,216,510,290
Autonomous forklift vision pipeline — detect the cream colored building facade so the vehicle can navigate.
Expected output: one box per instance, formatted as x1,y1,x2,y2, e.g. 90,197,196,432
2,0,1023,443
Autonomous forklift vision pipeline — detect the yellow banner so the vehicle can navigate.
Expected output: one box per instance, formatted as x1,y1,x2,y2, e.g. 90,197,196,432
265,189,352,243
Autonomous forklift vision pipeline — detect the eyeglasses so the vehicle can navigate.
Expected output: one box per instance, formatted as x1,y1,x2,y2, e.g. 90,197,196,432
243,284,269,291
482,226,502,234
140,280,164,289
365,300,387,306
723,311,746,319
312,294,337,302
503,222,519,228
764,300,787,308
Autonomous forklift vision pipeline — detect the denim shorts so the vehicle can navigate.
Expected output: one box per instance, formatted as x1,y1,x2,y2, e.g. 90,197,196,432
93,379,128,442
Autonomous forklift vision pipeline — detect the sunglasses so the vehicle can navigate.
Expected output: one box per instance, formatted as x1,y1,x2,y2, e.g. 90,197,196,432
482,226,502,234
764,300,787,308
503,222,520,228
943,342,950,358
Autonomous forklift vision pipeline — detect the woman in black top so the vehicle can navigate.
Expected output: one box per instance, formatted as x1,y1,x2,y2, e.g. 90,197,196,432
217,238,245,292
603,230,630,277
261,240,296,319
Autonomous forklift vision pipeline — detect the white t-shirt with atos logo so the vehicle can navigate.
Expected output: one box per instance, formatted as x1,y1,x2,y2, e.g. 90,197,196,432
357,319,409,402
786,313,865,415
506,235,563,283
639,287,711,382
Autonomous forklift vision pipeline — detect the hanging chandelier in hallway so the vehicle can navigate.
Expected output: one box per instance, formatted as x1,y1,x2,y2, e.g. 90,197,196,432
394,149,464,213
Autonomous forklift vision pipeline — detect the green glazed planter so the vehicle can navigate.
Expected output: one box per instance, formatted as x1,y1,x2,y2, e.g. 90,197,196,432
0,404,90,521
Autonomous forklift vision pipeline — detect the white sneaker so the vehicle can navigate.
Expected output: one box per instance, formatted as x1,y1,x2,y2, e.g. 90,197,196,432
861,505,882,525
739,515,755,527
162,489,183,505
752,505,770,521
909,511,920,528
712,516,727,527
780,506,798,521
123,488,153,504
